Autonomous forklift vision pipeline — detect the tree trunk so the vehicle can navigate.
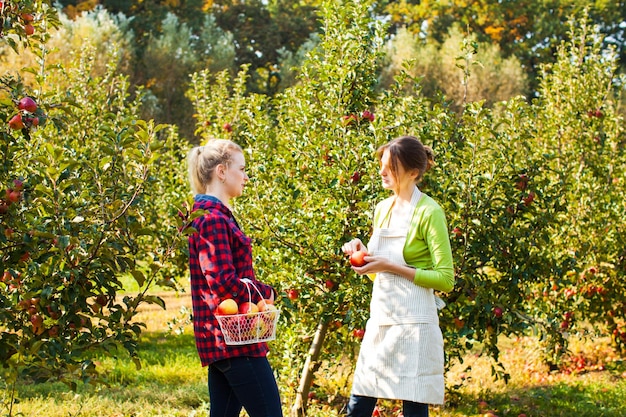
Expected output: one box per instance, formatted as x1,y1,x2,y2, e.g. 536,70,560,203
290,318,329,417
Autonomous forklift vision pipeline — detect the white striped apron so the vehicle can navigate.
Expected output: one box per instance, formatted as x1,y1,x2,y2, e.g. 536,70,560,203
350,188,445,404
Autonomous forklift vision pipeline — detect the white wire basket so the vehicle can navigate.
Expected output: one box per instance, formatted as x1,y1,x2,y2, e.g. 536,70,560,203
216,279,280,345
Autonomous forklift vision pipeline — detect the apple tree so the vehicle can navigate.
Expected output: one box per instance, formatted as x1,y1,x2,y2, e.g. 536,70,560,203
186,3,625,415
1,1,190,409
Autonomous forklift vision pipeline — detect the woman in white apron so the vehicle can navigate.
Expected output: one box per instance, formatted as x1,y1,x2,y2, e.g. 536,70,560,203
342,136,455,417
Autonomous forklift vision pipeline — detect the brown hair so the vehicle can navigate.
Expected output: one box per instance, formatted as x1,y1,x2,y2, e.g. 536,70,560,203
376,135,435,184
187,139,243,195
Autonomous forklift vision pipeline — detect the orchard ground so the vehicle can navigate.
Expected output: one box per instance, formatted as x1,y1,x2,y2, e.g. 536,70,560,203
4,289,626,417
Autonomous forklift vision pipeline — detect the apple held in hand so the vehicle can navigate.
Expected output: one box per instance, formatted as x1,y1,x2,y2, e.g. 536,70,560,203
217,299,238,315
349,250,368,267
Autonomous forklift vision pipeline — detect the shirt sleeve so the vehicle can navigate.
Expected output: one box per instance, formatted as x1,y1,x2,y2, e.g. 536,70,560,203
412,206,455,292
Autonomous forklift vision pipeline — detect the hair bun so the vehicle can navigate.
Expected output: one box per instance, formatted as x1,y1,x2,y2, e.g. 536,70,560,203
423,145,436,172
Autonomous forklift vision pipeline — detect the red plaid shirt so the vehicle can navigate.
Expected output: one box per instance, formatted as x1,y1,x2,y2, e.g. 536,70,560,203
188,195,275,366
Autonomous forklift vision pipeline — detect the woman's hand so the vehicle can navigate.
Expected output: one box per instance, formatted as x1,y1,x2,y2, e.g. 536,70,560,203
341,238,365,255
350,254,390,275
352,255,417,283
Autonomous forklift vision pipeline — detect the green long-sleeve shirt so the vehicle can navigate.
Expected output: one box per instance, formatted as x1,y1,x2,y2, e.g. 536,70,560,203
372,192,455,293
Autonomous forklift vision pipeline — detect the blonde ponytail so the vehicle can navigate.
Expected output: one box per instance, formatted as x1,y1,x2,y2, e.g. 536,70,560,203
187,139,243,195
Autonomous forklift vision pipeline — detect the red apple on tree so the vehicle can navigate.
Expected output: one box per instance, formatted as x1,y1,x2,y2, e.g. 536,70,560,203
6,189,21,203
18,96,37,113
95,294,108,307
522,191,535,206
286,288,299,300
352,328,365,339
24,24,35,36
8,114,25,130
361,110,374,122
25,116,39,127
48,325,60,337
30,314,43,332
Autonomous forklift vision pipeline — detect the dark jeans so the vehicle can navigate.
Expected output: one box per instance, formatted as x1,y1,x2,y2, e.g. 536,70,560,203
346,394,429,417
208,356,283,417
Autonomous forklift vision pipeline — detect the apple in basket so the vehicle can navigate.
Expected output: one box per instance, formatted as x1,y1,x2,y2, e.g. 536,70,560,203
259,302,278,322
239,301,260,316
248,316,269,338
217,299,238,315
256,298,274,312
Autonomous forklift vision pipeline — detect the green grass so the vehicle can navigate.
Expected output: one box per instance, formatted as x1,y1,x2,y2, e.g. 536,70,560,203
3,299,626,417
6,332,209,417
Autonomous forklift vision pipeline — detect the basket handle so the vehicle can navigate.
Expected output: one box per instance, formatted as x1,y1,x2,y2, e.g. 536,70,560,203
240,278,266,302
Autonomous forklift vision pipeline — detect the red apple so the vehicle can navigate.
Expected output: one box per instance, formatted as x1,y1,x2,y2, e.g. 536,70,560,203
48,325,60,337
493,307,503,318
286,288,299,300
515,174,528,190
25,116,39,127
350,171,361,183
6,189,20,203
30,313,43,328
239,301,259,316
248,316,269,337
361,110,374,122
217,299,238,315
8,114,25,130
522,191,535,206
256,298,274,312
222,122,232,132
24,24,35,36
353,328,365,339
341,114,357,126
349,250,368,267
21,13,35,22
95,294,108,306
452,227,462,238
18,299,31,310
325,280,335,290
18,96,38,112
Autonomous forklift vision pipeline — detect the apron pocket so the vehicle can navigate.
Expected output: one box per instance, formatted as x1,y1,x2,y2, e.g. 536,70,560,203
371,324,444,378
